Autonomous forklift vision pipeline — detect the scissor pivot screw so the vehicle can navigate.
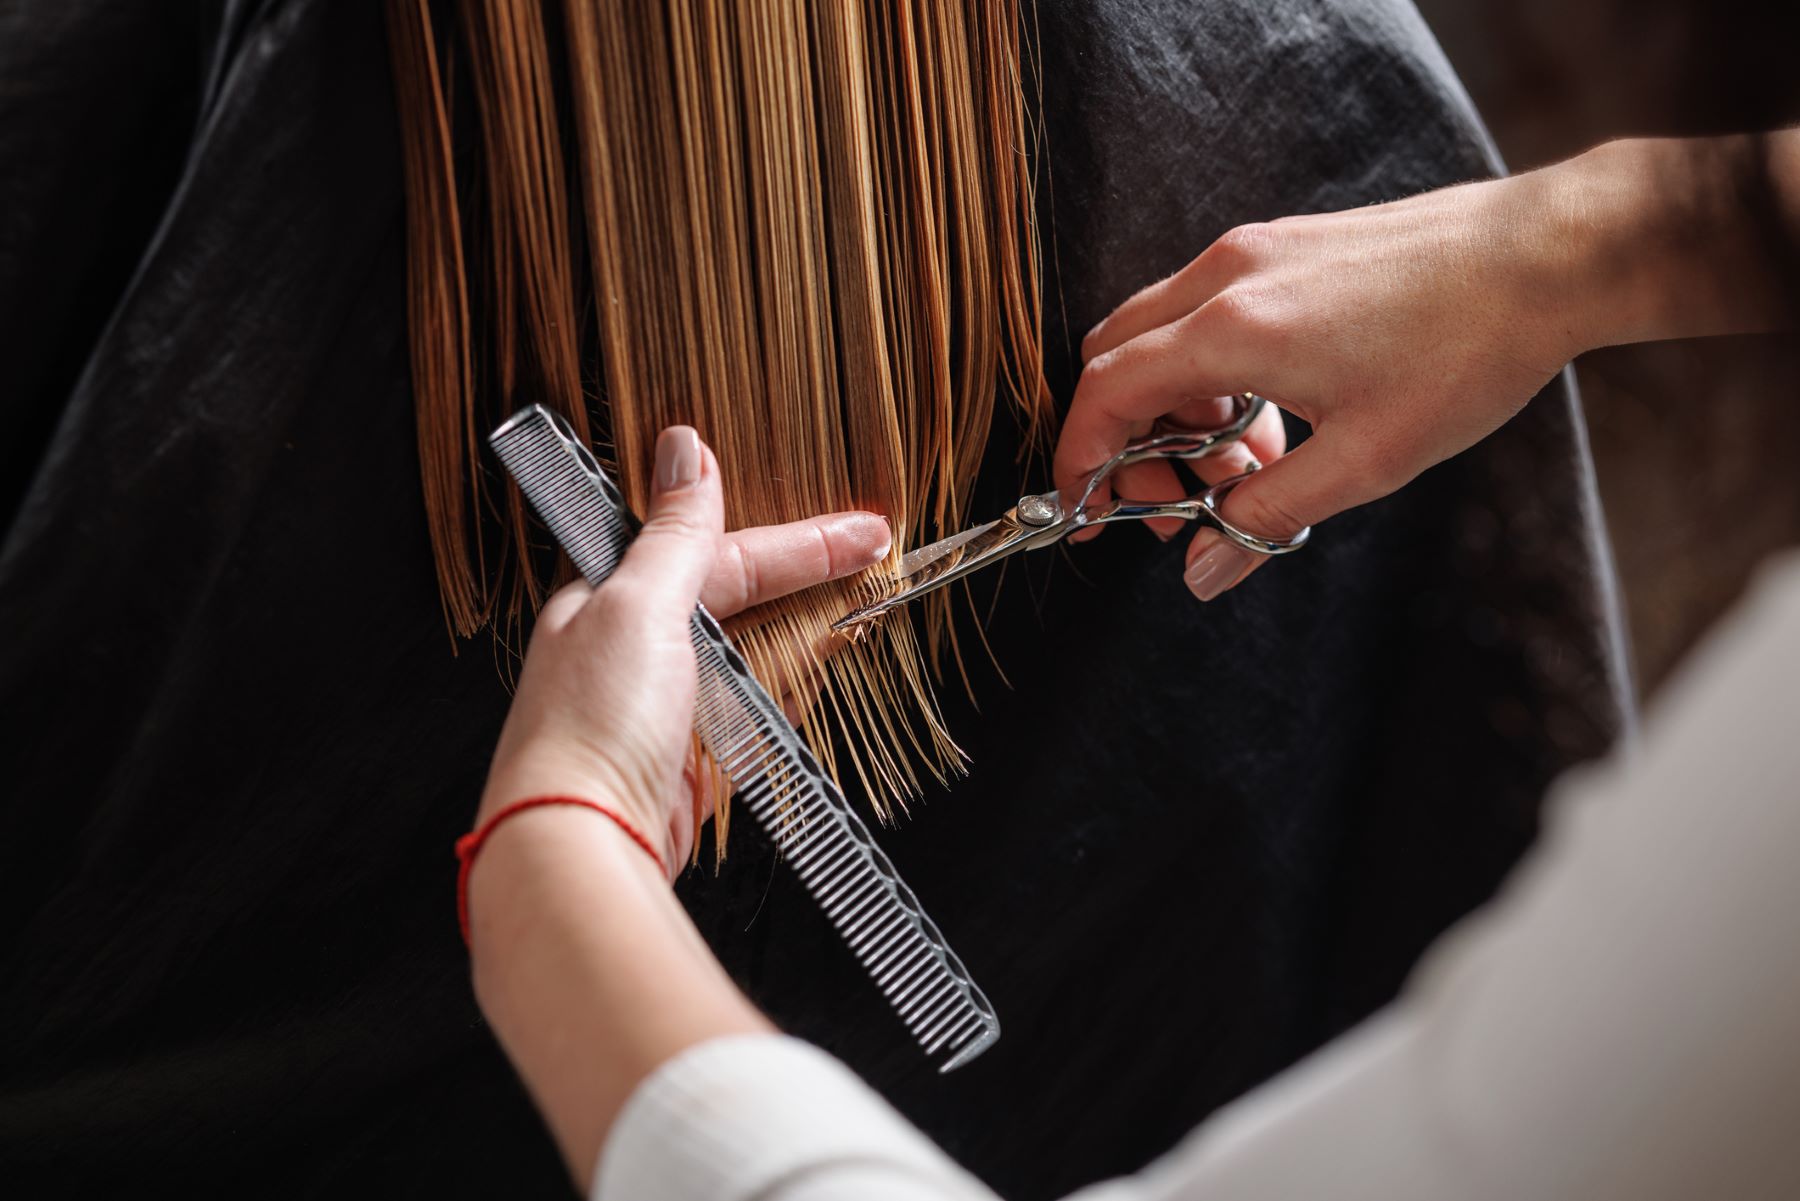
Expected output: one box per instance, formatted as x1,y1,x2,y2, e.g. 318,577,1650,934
1017,494,1059,527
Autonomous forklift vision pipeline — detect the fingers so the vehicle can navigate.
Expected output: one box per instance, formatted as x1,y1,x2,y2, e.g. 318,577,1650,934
1216,426,1374,543
703,512,892,619
1236,395,1289,472
1182,530,1262,602
1160,394,1288,482
1061,223,1282,524
1104,459,1188,541
1181,427,1381,601
1161,394,1239,433
607,427,724,614
1053,304,1256,508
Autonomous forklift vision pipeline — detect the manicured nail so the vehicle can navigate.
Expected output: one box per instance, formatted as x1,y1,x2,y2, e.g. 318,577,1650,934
1184,541,1254,601
655,426,701,492
846,513,892,564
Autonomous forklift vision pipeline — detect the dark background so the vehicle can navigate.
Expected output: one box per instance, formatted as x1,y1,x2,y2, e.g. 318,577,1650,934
0,2,1794,1198
1415,0,1800,693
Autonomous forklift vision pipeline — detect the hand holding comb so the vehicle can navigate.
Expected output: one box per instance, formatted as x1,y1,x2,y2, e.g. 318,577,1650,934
489,405,999,1072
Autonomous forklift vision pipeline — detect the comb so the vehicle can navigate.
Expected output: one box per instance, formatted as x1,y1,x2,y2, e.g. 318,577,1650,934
489,405,1000,1072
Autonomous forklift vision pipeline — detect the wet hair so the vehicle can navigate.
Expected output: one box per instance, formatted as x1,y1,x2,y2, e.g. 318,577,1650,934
387,0,1052,810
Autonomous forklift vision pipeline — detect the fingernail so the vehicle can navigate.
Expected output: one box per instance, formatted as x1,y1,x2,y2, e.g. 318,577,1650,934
655,427,701,492
847,513,892,564
1184,541,1254,602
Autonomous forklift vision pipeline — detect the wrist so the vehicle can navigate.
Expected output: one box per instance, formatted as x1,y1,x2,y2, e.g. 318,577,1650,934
1537,136,1781,353
479,742,677,874
466,803,669,977
464,799,770,1189
1512,142,1648,359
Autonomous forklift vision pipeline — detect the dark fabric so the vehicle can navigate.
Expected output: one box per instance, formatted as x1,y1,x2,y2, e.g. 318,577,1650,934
0,2,1630,1198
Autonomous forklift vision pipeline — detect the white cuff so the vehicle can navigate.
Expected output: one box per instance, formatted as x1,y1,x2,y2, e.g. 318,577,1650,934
595,1034,991,1201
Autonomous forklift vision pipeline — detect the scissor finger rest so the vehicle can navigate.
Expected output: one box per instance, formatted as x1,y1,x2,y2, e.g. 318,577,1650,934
1196,473,1310,554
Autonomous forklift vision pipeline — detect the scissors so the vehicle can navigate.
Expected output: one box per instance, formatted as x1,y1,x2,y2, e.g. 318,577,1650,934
830,393,1311,632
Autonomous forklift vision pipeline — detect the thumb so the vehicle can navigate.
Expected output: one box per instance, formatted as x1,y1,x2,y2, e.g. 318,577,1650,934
1183,426,1389,602
1215,425,1381,542
608,426,724,613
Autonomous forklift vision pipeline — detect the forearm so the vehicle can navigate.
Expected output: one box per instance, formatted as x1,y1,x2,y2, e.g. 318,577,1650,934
467,808,772,1192
1547,130,1800,352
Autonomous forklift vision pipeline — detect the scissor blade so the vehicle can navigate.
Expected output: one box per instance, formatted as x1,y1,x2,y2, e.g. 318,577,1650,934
900,519,1002,576
832,513,1035,631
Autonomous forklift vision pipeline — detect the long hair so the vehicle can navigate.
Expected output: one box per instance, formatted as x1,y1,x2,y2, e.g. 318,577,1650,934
386,0,1052,813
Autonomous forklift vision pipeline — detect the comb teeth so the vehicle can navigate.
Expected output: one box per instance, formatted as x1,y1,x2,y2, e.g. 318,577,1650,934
490,405,999,1073
490,408,636,582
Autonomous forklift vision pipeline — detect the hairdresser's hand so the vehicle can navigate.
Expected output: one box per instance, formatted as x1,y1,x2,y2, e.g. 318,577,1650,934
1058,172,1583,601
479,427,889,876
1061,132,1800,601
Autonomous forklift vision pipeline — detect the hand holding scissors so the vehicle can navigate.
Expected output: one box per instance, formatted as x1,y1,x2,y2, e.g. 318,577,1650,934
832,394,1308,631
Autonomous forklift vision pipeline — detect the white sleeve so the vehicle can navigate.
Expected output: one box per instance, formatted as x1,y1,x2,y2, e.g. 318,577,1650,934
599,554,1800,1201
1074,553,1800,1201
594,1034,998,1201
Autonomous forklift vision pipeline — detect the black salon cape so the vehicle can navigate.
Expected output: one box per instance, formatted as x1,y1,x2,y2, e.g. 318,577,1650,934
0,3,1631,1197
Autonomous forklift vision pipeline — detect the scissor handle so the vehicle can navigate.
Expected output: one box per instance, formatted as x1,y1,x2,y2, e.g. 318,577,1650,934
1127,393,1265,464
1196,472,1310,554
1075,464,1312,557
1069,394,1267,518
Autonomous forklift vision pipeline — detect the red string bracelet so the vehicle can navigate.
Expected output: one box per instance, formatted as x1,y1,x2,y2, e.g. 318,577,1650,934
455,796,669,945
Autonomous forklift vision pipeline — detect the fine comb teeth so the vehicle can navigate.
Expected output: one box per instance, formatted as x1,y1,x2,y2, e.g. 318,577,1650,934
489,405,1000,1072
